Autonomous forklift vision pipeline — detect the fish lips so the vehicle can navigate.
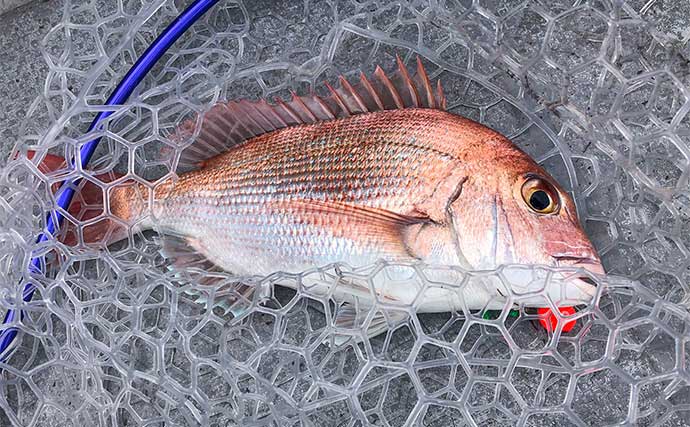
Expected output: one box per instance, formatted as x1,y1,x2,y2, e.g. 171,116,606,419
555,256,605,275
553,256,605,301
498,261,603,307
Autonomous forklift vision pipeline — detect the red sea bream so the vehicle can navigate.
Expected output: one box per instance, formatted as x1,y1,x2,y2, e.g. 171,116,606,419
43,57,604,332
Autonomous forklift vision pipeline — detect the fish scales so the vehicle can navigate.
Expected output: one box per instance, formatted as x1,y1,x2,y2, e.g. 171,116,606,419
127,109,480,274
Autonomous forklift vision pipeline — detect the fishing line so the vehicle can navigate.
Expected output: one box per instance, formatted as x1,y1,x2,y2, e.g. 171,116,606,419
0,0,221,362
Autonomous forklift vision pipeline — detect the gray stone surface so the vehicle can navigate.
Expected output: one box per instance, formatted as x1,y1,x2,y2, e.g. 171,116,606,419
0,0,34,15
0,0,62,164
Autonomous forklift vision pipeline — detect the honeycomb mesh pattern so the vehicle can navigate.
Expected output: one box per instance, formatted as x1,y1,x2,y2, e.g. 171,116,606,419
1,0,689,425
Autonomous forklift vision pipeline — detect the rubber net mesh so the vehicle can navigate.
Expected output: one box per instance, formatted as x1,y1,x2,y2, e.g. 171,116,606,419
1,0,689,425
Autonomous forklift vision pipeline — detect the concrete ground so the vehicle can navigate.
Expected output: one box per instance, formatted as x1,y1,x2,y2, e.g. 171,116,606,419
0,0,62,164
0,0,32,15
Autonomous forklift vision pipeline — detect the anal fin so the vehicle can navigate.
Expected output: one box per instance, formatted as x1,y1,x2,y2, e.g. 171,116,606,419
157,233,215,272
330,302,409,346
157,233,262,316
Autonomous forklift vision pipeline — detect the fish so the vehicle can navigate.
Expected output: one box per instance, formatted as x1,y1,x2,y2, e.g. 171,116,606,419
36,57,603,337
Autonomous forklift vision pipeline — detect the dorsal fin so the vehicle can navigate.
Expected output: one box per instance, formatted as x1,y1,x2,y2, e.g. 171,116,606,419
171,56,447,170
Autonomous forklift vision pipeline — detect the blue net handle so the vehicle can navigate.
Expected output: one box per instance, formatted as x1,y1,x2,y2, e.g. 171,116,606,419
0,0,221,362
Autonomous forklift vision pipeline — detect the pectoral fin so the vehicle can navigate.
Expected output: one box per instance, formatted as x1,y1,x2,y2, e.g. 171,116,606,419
274,198,433,260
286,199,430,226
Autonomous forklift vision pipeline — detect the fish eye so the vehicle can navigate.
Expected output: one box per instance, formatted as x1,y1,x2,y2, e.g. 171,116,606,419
521,177,560,214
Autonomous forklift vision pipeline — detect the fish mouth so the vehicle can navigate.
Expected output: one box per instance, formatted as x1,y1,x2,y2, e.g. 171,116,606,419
554,256,605,276
572,276,598,297
553,256,604,299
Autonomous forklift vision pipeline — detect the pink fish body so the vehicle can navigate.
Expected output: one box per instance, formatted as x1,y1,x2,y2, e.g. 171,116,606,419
87,58,602,313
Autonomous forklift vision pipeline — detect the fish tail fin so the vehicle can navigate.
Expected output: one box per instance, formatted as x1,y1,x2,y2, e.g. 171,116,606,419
27,150,132,247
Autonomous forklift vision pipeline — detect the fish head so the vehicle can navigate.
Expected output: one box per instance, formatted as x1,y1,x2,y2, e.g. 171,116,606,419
448,139,603,304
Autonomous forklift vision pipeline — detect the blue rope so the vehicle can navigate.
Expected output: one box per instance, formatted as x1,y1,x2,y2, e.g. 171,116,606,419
0,0,220,361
